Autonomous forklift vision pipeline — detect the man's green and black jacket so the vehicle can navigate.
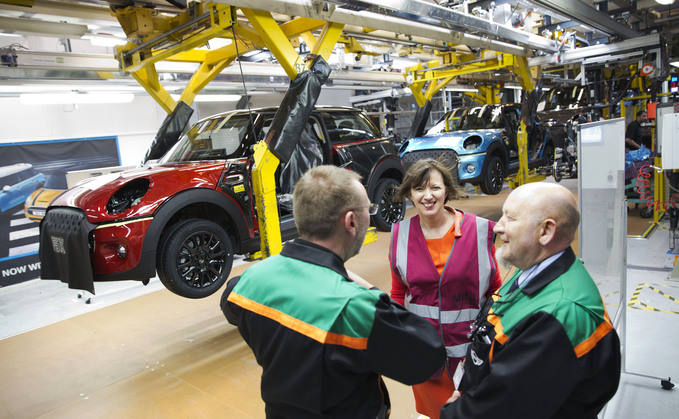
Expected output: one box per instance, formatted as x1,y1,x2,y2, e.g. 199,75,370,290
442,247,621,419
222,238,446,419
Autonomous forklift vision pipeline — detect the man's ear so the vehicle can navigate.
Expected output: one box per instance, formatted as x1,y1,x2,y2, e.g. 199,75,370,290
538,218,557,246
342,210,357,236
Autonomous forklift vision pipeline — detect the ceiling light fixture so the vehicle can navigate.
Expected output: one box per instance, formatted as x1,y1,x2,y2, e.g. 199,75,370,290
655,0,674,5
444,86,478,93
20,93,135,105
170,94,242,102
82,33,127,47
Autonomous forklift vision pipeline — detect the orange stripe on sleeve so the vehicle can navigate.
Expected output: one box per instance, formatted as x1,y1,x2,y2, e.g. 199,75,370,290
574,320,614,358
228,292,369,350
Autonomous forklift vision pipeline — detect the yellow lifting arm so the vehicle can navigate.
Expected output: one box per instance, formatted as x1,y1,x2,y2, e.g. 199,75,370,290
236,10,344,258
507,55,545,188
111,3,363,259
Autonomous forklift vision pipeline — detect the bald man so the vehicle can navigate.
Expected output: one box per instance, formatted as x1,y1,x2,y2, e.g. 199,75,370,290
440,182,621,419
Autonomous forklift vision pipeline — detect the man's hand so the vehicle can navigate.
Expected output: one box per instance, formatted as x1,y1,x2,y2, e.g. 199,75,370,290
445,391,461,404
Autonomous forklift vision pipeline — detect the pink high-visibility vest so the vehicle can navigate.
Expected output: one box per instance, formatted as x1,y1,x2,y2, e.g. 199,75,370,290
390,210,497,376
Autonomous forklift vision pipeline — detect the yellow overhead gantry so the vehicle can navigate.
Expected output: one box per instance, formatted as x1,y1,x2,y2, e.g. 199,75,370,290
110,2,343,258
404,52,546,188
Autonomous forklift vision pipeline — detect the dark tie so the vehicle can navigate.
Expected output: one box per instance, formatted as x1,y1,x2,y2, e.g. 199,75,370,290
507,278,520,293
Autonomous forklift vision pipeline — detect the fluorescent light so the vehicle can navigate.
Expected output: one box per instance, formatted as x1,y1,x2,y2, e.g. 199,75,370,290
20,93,134,105
444,86,478,93
82,34,127,47
0,84,146,94
171,94,241,102
196,94,241,102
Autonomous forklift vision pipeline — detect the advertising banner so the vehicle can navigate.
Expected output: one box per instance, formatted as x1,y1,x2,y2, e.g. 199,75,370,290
0,137,120,287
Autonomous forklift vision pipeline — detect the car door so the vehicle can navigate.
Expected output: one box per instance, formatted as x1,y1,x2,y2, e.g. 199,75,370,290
320,110,389,182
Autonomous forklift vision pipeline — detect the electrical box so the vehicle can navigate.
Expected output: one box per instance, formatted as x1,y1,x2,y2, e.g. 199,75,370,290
661,112,679,170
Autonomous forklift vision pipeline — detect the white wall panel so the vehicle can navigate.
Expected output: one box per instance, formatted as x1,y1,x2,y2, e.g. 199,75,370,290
0,96,165,165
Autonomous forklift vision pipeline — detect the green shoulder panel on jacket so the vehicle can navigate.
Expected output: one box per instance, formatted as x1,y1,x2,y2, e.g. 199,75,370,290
231,254,383,339
495,259,608,349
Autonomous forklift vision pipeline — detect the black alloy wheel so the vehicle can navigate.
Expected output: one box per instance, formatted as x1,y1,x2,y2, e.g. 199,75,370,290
157,219,234,299
480,155,505,195
372,178,406,231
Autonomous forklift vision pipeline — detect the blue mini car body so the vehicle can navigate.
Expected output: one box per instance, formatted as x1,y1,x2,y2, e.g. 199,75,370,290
399,103,553,195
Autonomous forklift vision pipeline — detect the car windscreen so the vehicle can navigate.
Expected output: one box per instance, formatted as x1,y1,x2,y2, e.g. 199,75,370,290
44,173,69,189
540,86,588,111
456,106,504,130
159,114,252,163
321,111,380,145
427,108,465,135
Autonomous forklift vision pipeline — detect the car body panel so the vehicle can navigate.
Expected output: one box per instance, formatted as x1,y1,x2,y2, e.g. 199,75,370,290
50,162,227,223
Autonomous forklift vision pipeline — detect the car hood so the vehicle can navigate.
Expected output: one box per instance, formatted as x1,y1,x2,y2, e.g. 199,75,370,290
400,129,500,155
27,188,66,207
50,162,227,223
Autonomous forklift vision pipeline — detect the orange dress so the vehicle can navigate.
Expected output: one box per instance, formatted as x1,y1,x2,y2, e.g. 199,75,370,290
410,225,458,419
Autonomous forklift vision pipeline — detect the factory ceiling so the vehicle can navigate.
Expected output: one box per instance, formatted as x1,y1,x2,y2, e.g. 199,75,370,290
0,0,676,99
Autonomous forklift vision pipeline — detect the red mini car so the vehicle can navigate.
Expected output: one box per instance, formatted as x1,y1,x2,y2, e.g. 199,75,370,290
39,106,405,298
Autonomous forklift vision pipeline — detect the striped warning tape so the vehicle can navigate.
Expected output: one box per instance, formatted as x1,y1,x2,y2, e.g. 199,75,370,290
627,283,679,315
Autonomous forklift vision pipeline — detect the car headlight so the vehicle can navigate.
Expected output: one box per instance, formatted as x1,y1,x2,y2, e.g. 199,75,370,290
463,136,482,151
106,178,151,214
466,164,476,173
25,195,33,207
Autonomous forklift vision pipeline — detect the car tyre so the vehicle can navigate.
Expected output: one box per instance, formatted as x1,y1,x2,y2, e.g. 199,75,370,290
480,155,505,195
543,143,555,168
372,178,405,231
640,207,653,219
157,219,234,299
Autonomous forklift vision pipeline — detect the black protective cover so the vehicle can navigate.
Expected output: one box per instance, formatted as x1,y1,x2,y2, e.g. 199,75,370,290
520,78,543,130
40,207,97,294
266,55,331,163
407,100,433,139
143,101,194,163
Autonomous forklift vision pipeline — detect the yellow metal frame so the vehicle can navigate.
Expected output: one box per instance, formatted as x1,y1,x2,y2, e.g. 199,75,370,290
508,55,545,188
111,4,347,259
405,53,545,188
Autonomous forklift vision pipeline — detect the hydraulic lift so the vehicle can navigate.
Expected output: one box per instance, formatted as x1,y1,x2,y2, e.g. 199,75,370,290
110,2,344,258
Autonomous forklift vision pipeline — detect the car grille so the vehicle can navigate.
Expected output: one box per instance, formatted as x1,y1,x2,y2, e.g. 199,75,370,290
401,150,460,183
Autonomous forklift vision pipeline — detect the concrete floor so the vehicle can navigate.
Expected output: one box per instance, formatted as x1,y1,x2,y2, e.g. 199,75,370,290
0,179,676,418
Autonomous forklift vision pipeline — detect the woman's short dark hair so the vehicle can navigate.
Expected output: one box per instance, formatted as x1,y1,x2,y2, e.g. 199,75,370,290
395,158,465,203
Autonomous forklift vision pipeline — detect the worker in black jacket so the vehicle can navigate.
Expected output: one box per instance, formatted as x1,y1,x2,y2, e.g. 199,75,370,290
441,182,621,419
222,165,446,419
